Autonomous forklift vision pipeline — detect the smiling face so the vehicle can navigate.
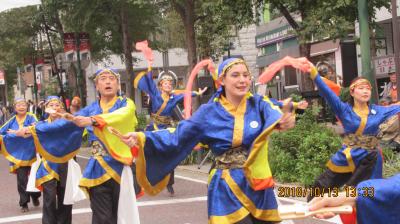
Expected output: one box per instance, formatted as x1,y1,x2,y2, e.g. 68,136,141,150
95,72,119,98
351,84,371,104
159,79,173,94
221,63,251,100
14,101,28,116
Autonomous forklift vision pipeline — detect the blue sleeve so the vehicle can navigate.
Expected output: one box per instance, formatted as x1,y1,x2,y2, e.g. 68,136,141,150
379,104,400,122
356,174,400,224
314,74,348,115
136,106,206,193
31,119,84,163
134,71,160,99
75,104,91,116
260,97,283,128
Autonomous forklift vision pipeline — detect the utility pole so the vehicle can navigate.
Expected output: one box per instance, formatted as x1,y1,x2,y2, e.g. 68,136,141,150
358,0,378,103
41,10,67,108
391,0,400,101
75,32,83,104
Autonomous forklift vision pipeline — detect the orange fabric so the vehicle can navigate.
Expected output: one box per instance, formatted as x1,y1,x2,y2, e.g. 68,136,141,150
93,116,107,130
250,177,275,191
391,87,397,102
321,77,341,96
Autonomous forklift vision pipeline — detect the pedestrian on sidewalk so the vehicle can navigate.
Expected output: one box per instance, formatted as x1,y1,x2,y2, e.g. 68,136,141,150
123,57,300,224
0,98,41,212
302,60,400,201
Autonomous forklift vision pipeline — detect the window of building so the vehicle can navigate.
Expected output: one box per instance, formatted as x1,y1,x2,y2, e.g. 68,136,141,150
284,67,297,86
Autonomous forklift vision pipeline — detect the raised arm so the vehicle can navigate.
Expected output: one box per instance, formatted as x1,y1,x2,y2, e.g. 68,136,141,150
309,67,348,115
133,70,159,98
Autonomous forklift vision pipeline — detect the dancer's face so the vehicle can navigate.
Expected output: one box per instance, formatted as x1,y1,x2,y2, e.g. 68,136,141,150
160,80,173,94
351,84,371,104
15,102,27,115
47,100,62,119
221,64,251,99
390,73,397,84
96,72,119,98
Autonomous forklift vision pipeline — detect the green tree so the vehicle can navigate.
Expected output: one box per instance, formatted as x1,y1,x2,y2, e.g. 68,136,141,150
0,6,43,103
264,0,390,90
41,0,160,99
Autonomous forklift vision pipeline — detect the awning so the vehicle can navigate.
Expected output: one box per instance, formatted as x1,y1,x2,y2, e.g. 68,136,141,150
310,40,340,57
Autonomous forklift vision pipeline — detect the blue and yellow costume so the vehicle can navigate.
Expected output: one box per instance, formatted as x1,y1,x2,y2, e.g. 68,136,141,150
356,174,400,224
0,111,37,173
135,58,285,223
0,98,41,210
309,67,400,190
134,69,200,130
33,96,73,224
28,69,139,223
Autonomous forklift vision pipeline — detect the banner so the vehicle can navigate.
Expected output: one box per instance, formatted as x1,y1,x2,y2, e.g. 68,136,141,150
79,33,90,51
64,33,90,53
64,33,76,53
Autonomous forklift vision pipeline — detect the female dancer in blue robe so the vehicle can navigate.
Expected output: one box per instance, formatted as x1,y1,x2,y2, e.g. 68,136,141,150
305,63,400,200
124,58,296,224
34,96,73,224
0,98,41,212
134,69,207,195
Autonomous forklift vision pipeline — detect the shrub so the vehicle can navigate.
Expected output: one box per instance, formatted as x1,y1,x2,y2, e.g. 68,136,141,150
269,106,341,185
382,147,400,178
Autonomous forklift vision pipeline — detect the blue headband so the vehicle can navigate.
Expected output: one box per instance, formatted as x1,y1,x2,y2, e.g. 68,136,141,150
14,98,26,105
94,68,120,80
217,58,248,79
45,96,62,105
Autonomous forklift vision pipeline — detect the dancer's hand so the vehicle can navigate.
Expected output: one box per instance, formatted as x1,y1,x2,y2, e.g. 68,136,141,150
278,112,295,131
297,100,309,110
198,87,208,96
121,132,139,148
12,127,32,138
73,116,92,127
308,192,355,219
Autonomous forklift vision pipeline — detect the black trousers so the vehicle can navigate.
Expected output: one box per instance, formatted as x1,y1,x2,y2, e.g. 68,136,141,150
89,179,120,224
16,166,41,207
307,151,378,201
42,179,72,224
167,170,175,186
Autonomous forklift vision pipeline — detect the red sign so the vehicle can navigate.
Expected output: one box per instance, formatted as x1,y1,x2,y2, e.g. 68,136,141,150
64,33,90,52
0,70,5,85
79,33,90,51
64,33,76,52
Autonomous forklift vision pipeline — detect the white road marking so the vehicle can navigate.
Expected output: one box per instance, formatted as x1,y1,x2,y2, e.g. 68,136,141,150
0,197,207,223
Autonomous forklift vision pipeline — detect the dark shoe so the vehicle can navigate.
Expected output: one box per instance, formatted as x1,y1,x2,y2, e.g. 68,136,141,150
167,185,174,196
32,198,40,207
21,205,29,213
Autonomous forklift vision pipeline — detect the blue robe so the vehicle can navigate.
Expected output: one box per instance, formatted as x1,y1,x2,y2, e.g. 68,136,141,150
0,113,37,172
35,119,67,188
313,74,400,177
356,174,400,224
134,70,198,130
135,92,284,223
30,96,137,191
